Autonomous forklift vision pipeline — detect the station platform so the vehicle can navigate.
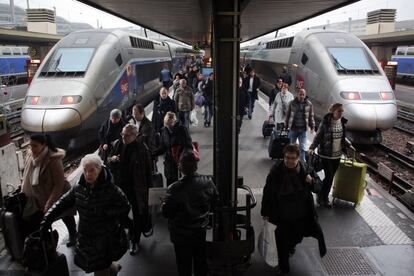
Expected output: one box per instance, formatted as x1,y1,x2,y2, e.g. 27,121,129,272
1,94,414,276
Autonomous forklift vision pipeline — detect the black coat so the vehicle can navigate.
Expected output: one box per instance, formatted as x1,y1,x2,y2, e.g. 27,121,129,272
202,78,214,104
309,113,350,157
43,167,130,273
151,96,177,133
129,116,157,151
162,174,218,244
154,123,193,180
98,119,125,146
242,76,261,100
238,86,248,116
261,161,326,256
108,139,153,213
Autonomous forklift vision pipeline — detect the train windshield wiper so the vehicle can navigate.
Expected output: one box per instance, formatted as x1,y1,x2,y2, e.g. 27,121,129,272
50,53,63,72
331,54,349,73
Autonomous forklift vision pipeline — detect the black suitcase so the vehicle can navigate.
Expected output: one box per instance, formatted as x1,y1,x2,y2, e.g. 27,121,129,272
25,252,70,276
0,209,24,260
268,130,290,159
262,119,275,137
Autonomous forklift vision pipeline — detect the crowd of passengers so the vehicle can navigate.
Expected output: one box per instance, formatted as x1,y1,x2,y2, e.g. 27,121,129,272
19,62,355,276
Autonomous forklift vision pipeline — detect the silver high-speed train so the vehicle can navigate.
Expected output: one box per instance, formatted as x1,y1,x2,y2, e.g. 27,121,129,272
241,30,397,144
21,29,195,149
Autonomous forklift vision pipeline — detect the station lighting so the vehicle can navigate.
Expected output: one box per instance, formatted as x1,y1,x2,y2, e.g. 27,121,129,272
340,91,361,100
61,96,82,105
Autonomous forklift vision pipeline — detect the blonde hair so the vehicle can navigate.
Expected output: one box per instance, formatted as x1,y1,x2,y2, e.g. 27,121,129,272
164,111,177,127
329,103,343,113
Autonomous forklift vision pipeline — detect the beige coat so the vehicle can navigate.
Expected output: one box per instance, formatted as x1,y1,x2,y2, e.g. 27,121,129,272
22,148,70,211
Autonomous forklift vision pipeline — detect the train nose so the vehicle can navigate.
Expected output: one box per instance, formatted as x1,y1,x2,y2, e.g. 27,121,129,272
21,108,82,135
344,103,397,130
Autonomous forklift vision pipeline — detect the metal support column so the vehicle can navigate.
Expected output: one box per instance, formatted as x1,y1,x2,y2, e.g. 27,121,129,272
208,0,255,274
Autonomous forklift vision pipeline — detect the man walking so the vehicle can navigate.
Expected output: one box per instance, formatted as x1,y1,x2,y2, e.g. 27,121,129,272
285,89,315,162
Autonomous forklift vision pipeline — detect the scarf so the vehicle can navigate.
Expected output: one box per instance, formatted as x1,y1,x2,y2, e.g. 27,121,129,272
22,146,49,197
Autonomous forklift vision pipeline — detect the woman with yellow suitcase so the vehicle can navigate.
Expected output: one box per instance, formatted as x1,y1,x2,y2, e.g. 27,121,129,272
308,103,355,207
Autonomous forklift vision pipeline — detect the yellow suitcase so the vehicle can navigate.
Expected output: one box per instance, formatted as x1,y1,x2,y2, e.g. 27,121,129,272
332,157,367,206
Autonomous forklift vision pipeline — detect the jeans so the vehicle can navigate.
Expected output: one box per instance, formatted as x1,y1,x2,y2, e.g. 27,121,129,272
179,111,190,129
173,241,208,276
203,103,213,125
247,92,256,118
289,128,307,162
320,158,341,200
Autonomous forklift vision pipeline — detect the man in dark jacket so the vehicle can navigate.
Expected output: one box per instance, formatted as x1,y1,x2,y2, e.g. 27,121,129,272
202,72,214,127
284,89,315,162
269,78,283,107
129,103,157,151
98,109,125,164
159,64,173,88
152,87,177,133
162,153,219,276
279,66,292,86
41,154,130,275
261,144,326,275
237,77,248,134
242,69,261,119
108,124,153,255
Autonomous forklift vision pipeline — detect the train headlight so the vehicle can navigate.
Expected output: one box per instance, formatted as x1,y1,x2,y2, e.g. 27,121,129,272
340,91,361,100
380,92,394,100
26,96,40,105
61,96,82,105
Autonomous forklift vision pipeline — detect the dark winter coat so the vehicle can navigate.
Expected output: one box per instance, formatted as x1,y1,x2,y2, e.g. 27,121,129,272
238,86,248,117
43,167,130,273
98,119,125,146
285,97,315,131
129,116,157,151
151,96,177,133
309,113,350,157
153,123,193,180
242,75,261,100
202,78,214,104
261,161,326,256
108,139,153,213
162,174,218,244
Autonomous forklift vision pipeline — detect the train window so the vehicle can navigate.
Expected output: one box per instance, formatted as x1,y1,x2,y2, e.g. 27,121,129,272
41,47,95,73
12,48,21,55
2,48,12,55
396,48,406,55
115,54,123,67
328,47,374,71
407,48,414,56
22,48,28,55
301,53,308,65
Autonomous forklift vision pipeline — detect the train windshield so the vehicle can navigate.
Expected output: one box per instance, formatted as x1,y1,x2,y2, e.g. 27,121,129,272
328,47,378,74
42,48,95,74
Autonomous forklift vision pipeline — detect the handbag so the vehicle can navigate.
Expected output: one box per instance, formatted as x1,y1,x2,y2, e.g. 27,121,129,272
257,220,278,267
307,152,323,173
171,142,200,164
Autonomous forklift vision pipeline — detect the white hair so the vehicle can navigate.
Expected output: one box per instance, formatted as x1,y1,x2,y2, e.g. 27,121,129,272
110,109,122,119
80,154,103,170
123,123,138,135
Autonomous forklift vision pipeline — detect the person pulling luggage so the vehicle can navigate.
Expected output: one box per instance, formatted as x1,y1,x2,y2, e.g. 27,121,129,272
308,103,355,208
261,144,326,275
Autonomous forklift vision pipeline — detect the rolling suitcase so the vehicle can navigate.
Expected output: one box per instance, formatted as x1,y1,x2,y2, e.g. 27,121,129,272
262,118,275,137
332,156,367,206
268,130,290,159
0,209,24,260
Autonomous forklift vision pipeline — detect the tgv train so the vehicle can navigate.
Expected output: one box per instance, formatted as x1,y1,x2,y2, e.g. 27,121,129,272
0,45,30,103
21,29,195,149
391,46,414,79
241,30,397,144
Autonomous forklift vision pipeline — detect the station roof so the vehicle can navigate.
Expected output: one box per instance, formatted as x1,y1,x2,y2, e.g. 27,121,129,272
0,28,63,45
79,0,358,44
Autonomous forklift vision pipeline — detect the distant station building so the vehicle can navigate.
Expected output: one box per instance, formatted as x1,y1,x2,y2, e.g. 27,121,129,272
0,3,93,35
